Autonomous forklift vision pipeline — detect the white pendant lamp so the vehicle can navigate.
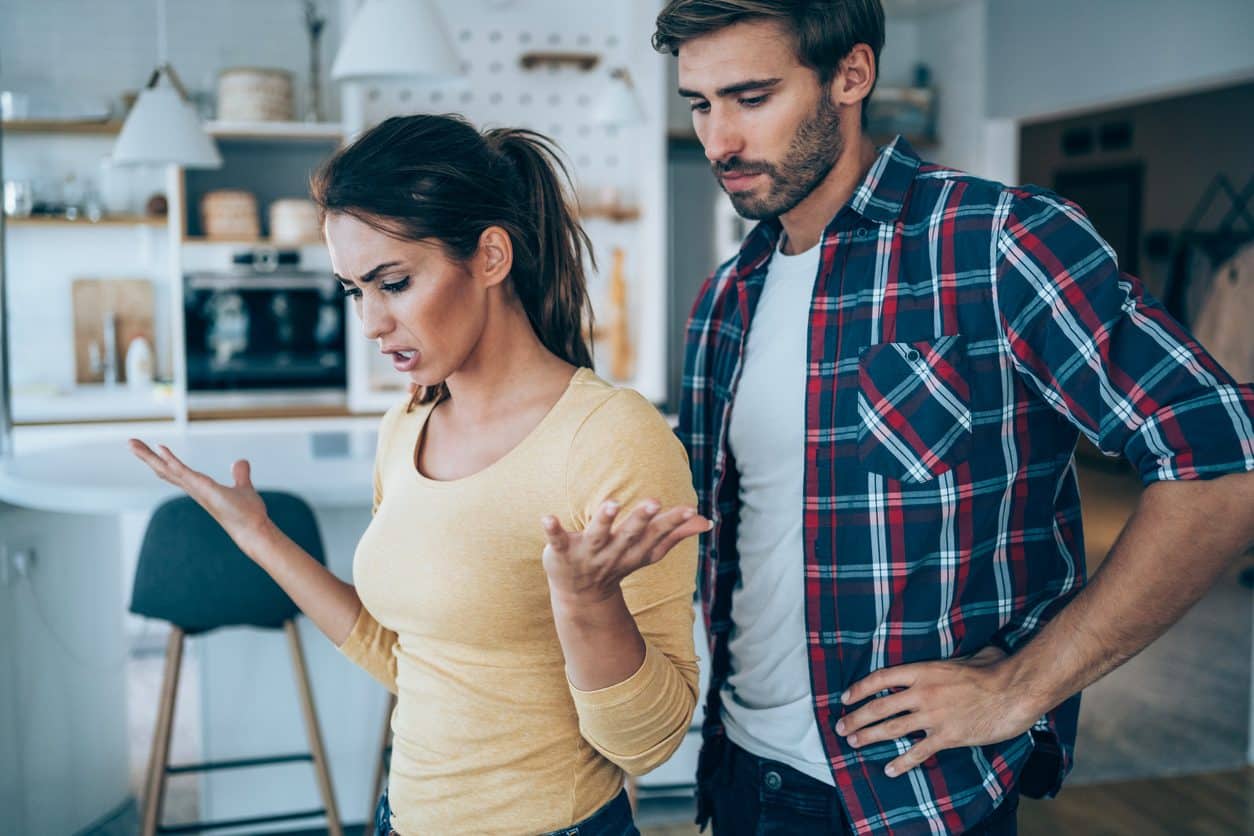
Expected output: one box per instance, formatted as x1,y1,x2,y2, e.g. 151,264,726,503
593,69,645,127
112,0,221,168
331,0,462,82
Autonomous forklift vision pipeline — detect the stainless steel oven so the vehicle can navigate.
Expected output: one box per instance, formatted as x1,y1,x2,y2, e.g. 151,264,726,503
183,267,346,407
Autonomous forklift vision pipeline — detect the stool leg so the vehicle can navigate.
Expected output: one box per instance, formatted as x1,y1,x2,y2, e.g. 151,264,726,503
141,627,184,836
285,619,343,836
367,691,396,828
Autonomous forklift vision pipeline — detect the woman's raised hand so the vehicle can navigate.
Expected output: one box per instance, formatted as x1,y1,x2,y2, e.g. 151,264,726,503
128,439,273,554
540,499,711,606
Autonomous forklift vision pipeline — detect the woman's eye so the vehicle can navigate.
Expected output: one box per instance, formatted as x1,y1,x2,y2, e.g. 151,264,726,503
340,286,361,300
380,277,410,294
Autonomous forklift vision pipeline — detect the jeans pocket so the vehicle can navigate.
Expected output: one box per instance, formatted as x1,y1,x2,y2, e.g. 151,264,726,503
856,334,973,483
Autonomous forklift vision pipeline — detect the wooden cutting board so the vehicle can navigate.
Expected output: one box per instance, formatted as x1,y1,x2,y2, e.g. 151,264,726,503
71,278,154,384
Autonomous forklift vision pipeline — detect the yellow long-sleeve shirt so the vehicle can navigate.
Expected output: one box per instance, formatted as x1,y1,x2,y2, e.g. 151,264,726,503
338,368,699,834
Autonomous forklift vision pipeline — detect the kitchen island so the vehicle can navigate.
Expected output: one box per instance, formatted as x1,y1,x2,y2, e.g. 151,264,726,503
0,416,391,835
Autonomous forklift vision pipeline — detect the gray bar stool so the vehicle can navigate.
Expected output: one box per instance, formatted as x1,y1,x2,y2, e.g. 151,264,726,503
130,492,343,836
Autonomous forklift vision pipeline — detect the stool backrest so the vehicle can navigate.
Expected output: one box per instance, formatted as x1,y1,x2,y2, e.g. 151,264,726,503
130,492,326,634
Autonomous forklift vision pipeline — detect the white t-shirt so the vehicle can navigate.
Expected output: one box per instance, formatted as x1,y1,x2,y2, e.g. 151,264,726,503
722,236,834,785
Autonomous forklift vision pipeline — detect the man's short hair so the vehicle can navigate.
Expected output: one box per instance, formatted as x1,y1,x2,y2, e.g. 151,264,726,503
653,0,886,118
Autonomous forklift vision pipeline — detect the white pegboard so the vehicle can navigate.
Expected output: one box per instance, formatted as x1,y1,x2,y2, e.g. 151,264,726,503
341,0,670,406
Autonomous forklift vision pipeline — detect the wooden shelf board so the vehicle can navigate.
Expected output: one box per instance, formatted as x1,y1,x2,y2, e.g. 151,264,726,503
580,207,642,223
206,120,344,141
2,118,122,135
181,236,324,245
6,215,165,228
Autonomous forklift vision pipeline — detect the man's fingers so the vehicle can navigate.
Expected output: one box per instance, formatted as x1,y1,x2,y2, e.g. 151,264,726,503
838,692,918,739
842,664,921,706
541,515,571,553
584,500,620,550
846,711,927,749
885,737,941,778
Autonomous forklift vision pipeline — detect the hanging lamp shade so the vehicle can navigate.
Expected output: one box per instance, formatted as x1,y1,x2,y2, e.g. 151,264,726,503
593,69,645,127
112,65,221,168
331,0,462,82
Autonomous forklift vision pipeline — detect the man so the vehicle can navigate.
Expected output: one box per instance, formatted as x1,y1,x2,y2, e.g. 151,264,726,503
654,1,1254,834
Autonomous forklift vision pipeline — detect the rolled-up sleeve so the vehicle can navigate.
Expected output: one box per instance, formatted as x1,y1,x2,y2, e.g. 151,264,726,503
564,390,700,775
994,190,1254,484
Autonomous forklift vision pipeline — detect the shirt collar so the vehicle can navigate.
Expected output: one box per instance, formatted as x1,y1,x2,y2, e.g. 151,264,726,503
732,135,923,277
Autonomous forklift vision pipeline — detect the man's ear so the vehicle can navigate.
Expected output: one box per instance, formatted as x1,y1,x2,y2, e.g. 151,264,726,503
832,43,876,110
475,226,514,288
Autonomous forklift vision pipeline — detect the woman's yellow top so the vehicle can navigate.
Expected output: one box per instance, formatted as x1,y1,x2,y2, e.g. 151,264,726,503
338,368,699,834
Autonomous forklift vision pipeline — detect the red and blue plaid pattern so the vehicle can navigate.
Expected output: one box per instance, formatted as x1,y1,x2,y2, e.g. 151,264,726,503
679,137,1254,835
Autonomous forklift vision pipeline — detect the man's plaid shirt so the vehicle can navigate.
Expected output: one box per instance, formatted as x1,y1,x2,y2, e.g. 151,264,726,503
678,137,1254,835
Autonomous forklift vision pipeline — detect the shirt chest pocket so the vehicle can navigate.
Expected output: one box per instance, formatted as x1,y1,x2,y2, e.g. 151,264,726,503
856,334,973,484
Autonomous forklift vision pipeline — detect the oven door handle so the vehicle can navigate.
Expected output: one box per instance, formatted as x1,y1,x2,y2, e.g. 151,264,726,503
185,274,337,292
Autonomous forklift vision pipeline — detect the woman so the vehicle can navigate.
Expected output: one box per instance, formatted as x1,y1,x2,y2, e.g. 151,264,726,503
129,114,707,835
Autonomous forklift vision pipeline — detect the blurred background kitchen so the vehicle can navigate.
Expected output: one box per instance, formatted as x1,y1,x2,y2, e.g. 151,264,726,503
0,1,1251,834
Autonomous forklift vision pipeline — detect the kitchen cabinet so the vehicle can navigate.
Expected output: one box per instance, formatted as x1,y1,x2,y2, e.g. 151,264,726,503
0,118,393,425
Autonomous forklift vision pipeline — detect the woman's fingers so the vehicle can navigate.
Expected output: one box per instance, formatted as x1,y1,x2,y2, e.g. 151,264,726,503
232,459,254,491
128,439,170,477
611,499,661,552
644,511,712,564
583,500,620,550
541,515,571,553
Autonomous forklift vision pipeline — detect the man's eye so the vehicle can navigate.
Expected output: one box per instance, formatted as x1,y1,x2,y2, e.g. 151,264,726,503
740,95,767,108
689,101,710,113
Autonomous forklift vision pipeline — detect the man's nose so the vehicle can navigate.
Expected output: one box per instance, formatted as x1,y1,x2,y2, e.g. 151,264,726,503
700,113,743,166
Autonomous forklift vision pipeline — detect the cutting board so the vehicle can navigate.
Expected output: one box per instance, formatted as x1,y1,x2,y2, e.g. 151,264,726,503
72,278,154,384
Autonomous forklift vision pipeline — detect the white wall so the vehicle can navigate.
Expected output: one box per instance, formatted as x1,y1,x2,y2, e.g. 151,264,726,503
0,0,343,123
985,0,1254,121
912,0,987,176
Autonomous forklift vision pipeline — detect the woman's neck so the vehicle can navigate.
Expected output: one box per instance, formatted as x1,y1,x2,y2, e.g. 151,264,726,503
441,302,575,423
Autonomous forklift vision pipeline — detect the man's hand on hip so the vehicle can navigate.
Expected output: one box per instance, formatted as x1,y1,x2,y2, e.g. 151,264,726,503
835,646,1043,778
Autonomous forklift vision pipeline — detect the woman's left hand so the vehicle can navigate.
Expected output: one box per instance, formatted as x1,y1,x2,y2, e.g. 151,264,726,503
540,499,711,605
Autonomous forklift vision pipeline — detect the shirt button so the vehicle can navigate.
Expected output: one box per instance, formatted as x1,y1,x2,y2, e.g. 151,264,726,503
906,348,921,363
764,770,783,791
854,228,870,240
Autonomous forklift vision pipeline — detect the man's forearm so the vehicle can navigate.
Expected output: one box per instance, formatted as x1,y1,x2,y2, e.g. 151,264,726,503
1004,469,1254,717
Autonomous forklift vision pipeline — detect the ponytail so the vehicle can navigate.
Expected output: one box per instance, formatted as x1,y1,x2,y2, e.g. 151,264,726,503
485,128,596,370
310,114,596,406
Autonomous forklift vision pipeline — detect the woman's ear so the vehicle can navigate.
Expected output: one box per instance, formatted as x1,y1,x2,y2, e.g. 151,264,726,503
475,226,514,288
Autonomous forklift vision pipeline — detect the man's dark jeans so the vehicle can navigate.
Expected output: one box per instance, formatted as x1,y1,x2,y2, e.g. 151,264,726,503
705,740,1019,835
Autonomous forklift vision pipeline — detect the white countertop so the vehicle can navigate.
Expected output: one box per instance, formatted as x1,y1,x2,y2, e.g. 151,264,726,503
0,417,381,514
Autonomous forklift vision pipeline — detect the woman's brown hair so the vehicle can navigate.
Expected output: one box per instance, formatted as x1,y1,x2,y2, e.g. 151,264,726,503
310,114,595,405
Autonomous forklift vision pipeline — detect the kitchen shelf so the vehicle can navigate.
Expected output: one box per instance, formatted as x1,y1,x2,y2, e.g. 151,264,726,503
2,118,122,135
6,214,166,227
206,120,344,141
580,206,641,222
181,236,323,245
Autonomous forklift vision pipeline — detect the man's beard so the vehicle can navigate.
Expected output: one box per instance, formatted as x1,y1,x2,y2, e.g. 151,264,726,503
713,95,844,220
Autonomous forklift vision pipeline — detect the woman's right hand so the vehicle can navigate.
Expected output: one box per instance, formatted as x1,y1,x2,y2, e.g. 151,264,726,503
128,439,273,555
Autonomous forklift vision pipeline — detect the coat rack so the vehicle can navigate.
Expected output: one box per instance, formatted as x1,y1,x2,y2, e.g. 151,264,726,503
1159,173,1254,320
